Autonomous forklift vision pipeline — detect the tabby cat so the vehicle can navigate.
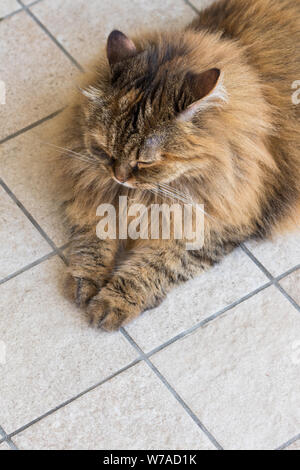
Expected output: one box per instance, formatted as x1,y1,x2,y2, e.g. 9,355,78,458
58,0,300,331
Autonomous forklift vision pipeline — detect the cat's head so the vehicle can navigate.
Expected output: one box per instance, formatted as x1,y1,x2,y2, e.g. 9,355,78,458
81,30,228,190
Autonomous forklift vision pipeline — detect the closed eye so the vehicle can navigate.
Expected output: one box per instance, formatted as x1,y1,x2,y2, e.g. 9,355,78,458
136,161,156,169
90,143,111,162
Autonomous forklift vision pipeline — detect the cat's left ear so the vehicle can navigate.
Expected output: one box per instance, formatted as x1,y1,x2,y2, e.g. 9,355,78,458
107,30,137,68
178,68,228,121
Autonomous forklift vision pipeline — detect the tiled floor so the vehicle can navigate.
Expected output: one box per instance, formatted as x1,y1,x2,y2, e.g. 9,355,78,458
0,0,299,451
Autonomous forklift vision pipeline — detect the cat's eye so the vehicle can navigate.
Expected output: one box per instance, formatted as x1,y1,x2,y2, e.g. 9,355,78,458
136,161,155,169
90,143,111,162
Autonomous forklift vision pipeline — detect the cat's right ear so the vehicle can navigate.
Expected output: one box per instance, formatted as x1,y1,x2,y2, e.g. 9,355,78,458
178,68,228,121
107,30,137,68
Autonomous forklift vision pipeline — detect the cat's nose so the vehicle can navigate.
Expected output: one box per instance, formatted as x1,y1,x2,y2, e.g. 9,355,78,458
115,174,128,183
114,164,130,183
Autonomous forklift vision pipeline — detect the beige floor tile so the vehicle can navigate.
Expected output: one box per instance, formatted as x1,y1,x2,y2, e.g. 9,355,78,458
2,0,298,452
0,257,137,433
0,442,11,450
0,11,76,141
151,286,300,450
280,269,300,306
286,439,300,450
31,0,197,67
126,248,268,352
0,113,70,246
22,0,41,4
188,0,217,11
14,362,215,450
0,0,20,17
0,185,50,279
245,231,300,277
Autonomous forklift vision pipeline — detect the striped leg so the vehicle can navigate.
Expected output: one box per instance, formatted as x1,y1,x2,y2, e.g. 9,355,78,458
86,240,219,331
65,231,118,308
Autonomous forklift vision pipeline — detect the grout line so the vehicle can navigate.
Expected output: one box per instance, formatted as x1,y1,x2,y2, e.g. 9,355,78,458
0,177,67,264
275,283,300,312
0,251,58,286
17,0,84,72
0,426,18,450
120,328,224,450
183,0,201,15
0,436,16,447
146,281,272,357
0,7,23,21
240,244,273,280
242,244,300,283
0,426,6,439
0,0,45,21
241,244,300,313
0,242,70,286
4,358,141,442
0,108,64,146
276,263,300,282
276,432,300,450
0,436,18,449
6,439,19,450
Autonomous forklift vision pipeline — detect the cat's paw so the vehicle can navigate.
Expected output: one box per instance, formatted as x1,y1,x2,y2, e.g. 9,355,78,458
65,274,99,308
86,288,140,331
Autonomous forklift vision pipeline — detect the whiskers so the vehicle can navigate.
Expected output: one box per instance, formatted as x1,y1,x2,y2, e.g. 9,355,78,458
148,182,216,222
38,140,98,166
39,137,218,223
148,183,191,204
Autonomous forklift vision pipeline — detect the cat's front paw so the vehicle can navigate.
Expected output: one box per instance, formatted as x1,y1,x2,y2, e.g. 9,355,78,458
86,288,141,331
65,274,99,308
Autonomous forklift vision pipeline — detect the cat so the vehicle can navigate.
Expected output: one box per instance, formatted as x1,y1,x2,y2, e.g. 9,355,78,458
57,0,300,331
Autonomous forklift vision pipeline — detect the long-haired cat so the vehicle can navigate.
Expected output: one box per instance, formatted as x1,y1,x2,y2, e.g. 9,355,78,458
57,0,300,331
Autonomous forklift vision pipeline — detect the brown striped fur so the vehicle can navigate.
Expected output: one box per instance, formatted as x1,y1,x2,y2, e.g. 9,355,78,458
57,0,300,330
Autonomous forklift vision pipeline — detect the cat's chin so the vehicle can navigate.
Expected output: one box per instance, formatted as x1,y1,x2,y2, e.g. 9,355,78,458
112,177,135,188
112,177,155,191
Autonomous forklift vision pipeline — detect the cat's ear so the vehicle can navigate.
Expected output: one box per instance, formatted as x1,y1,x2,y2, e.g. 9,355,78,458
178,68,228,121
107,30,137,68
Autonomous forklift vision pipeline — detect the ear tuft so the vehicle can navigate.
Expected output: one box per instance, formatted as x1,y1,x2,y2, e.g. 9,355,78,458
187,68,221,102
80,86,100,102
107,30,137,68
178,68,227,121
